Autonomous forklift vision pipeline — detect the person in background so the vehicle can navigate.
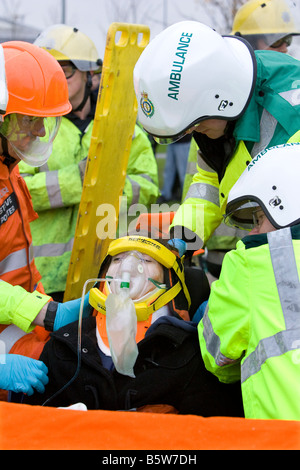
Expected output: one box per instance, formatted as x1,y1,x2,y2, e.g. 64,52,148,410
19,24,159,302
158,134,191,204
0,41,91,398
231,0,300,52
198,143,300,420
182,0,300,281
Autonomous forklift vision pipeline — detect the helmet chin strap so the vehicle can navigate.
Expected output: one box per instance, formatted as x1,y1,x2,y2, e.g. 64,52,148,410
72,72,93,112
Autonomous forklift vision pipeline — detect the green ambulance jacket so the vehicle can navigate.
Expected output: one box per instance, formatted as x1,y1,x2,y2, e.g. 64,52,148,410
198,226,300,420
171,50,300,248
18,120,159,294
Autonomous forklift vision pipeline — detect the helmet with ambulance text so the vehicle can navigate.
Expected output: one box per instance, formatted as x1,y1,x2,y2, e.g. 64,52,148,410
0,41,71,166
225,143,300,230
89,234,192,322
231,0,300,50
133,21,256,144
34,24,102,72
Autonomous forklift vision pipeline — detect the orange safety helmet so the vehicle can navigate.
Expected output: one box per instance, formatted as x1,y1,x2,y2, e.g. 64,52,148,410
2,41,71,117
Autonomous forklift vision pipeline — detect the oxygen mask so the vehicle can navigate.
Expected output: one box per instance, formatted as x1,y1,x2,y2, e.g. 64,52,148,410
106,250,164,300
104,251,164,377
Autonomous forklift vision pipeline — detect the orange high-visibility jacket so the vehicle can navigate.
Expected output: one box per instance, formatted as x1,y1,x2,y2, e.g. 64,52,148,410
0,158,50,370
0,158,42,291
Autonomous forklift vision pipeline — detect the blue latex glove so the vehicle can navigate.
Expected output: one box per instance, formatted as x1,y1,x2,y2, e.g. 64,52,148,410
0,354,48,396
168,238,187,257
192,300,208,323
53,292,91,331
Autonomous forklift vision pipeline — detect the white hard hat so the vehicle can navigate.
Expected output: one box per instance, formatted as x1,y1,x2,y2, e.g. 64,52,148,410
225,143,300,230
34,24,102,72
133,21,256,143
0,44,8,115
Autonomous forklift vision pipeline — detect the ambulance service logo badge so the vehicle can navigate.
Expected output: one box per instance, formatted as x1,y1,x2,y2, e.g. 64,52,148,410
140,91,154,118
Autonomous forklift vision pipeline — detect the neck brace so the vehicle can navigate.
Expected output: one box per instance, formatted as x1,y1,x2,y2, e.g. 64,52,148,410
89,279,181,322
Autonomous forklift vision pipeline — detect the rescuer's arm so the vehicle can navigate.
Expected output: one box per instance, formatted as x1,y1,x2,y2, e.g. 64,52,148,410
0,281,91,333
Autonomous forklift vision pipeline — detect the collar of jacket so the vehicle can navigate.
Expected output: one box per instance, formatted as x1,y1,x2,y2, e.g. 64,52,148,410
234,50,300,145
241,223,300,250
65,90,97,133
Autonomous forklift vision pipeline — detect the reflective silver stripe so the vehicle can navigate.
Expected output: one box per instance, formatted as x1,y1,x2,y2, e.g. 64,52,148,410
212,222,247,239
184,182,220,207
202,308,238,367
39,162,49,172
279,89,300,106
186,160,197,175
33,237,74,258
127,174,155,205
197,152,216,173
78,158,87,183
45,170,63,208
241,228,300,383
0,325,27,353
251,109,278,157
127,177,140,205
241,328,300,383
0,246,33,275
268,228,300,328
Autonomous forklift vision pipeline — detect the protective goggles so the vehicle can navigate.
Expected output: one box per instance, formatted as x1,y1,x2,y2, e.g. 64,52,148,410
0,113,61,167
270,35,292,48
151,116,207,145
60,62,77,79
224,201,260,230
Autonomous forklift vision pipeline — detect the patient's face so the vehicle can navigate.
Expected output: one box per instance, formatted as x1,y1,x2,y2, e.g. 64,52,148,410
106,251,164,300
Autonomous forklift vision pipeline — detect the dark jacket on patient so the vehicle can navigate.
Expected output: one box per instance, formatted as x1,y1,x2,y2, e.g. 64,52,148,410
25,315,244,417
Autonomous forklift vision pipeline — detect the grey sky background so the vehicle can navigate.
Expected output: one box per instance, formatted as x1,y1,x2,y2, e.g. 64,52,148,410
0,0,213,56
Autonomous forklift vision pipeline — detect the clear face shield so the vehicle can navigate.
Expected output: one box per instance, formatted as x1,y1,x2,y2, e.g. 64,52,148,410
105,250,165,300
224,201,260,230
151,117,206,145
243,33,294,50
0,113,61,166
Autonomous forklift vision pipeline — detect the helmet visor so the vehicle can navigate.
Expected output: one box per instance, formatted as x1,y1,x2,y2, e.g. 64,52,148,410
152,117,207,145
224,200,260,230
0,113,61,166
241,33,294,50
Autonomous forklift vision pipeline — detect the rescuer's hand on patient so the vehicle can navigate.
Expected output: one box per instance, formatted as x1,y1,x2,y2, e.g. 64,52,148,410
0,354,49,395
53,292,91,331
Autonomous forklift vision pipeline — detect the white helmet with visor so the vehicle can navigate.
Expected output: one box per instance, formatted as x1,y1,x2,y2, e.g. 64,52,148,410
133,21,256,144
225,143,300,230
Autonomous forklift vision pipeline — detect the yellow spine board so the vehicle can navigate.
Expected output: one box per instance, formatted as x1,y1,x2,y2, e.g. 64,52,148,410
64,23,150,301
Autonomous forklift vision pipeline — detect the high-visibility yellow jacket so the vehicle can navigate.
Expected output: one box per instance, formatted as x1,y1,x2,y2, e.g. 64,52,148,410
19,118,159,294
198,225,300,420
171,50,300,248
0,281,50,333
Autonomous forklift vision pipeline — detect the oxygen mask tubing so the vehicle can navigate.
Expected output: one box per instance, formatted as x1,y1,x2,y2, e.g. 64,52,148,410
42,252,166,404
